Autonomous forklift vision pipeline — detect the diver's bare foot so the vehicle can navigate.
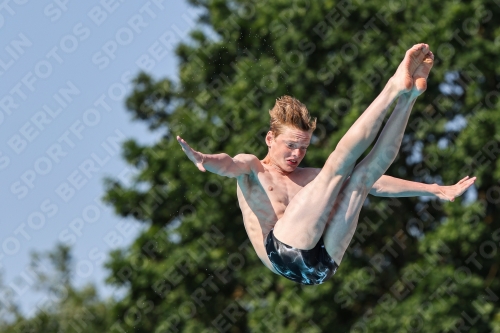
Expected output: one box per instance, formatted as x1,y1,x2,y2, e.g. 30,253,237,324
391,43,430,94
411,51,434,95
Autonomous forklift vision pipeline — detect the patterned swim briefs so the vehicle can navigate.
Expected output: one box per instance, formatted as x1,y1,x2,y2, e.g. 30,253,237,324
265,229,338,285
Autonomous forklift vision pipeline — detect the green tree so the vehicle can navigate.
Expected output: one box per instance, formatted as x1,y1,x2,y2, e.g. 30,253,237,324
0,245,113,333
103,0,500,332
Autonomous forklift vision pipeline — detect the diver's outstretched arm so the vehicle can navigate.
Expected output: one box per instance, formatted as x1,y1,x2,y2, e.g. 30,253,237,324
177,136,259,178
370,175,476,201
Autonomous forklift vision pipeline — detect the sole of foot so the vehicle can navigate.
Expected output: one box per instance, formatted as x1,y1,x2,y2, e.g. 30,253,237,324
395,43,430,92
412,51,434,94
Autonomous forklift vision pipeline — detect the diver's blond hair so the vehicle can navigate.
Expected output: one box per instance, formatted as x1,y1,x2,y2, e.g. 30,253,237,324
269,95,316,137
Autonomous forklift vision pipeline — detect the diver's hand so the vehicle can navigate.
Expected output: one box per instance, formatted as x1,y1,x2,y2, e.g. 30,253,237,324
176,136,206,172
435,176,476,202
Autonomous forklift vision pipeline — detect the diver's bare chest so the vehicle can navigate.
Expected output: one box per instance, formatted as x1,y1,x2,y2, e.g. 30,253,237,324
254,168,317,206
259,176,299,206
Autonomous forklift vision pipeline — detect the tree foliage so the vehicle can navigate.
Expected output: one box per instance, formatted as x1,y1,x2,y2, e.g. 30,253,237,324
102,0,500,331
0,245,113,332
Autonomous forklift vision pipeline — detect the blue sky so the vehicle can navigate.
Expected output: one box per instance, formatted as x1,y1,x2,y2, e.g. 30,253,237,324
0,0,200,316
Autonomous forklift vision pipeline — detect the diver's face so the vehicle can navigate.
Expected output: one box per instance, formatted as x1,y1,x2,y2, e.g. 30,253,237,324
267,126,311,172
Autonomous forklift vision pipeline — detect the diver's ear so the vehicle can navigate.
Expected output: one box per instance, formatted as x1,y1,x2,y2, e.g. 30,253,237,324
265,131,274,148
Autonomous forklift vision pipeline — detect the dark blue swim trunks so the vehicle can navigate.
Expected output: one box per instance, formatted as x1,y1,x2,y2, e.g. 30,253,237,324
265,229,338,285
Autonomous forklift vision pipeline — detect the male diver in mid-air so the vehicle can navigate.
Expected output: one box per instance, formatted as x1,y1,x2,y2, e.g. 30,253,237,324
177,44,476,285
